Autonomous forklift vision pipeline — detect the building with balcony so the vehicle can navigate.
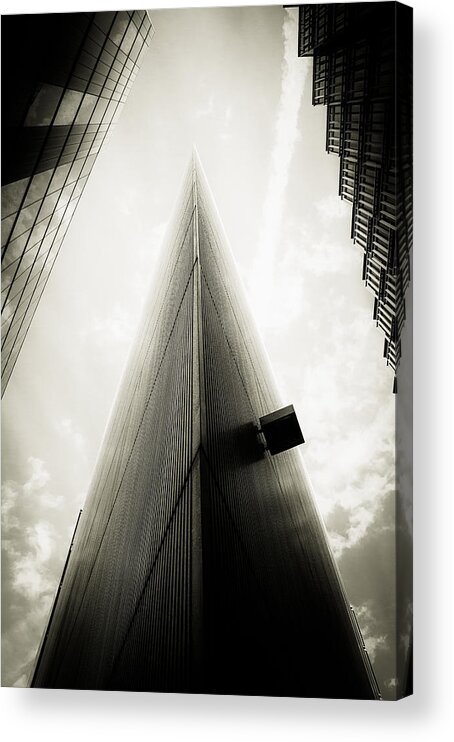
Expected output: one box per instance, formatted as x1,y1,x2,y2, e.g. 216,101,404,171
298,2,412,390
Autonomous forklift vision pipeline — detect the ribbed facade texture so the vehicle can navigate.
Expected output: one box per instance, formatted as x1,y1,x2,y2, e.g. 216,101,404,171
1,11,153,393
31,155,380,699
298,2,412,389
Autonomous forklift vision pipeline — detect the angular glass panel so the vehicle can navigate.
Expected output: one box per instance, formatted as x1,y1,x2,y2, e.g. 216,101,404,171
96,60,110,77
3,264,31,307
54,89,84,126
16,276,39,306
81,131,96,145
26,254,49,288
102,98,118,124
111,57,123,75
74,93,98,125
1,213,17,248
38,190,60,221
1,178,30,218
1,299,14,330
91,97,108,125
88,25,105,48
130,34,143,63
100,48,114,67
105,38,118,58
110,12,129,48
57,183,76,210
1,259,17,295
23,170,53,207
48,206,66,233
11,238,42,279
2,230,29,268
72,177,88,199
120,21,137,56
67,159,84,184
107,68,120,83
112,105,123,124
69,75,88,94
94,11,116,35
39,231,58,256
28,215,51,246
84,36,102,60
80,155,95,179
10,201,41,241
49,163,71,193
87,82,102,97
63,199,78,223
103,78,116,93
24,84,63,127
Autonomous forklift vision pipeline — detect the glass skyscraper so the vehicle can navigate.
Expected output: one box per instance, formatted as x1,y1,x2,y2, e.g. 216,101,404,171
1,11,153,393
31,154,380,699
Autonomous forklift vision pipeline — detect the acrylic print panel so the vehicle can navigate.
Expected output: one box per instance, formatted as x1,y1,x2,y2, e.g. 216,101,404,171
1,3,412,700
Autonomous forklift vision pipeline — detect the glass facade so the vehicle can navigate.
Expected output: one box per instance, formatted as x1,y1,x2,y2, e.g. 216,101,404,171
298,3,413,389
31,155,380,699
1,11,153,393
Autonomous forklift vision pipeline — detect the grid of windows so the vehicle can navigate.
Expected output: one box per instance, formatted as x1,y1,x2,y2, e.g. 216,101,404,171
1,11,153,393
299,3,412,387
31,155,380,699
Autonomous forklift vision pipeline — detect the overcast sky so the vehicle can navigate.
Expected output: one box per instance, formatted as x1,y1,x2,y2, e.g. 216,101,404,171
2,5,398,697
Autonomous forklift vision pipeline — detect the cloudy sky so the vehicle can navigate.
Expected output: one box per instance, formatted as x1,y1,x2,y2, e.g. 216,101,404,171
2,5,398,697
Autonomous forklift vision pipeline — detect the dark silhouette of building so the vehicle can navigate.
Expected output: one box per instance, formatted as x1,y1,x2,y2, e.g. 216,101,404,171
298,2,413,391
1,11,153,393
31,154,380,699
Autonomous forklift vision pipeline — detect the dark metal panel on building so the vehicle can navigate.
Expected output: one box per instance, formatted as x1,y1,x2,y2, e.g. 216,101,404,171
31,155,380,699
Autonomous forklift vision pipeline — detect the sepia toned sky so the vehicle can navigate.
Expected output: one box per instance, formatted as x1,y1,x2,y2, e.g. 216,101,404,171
2,4,398,697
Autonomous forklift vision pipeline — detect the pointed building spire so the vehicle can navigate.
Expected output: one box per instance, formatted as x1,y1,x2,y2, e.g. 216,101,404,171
31,152,380,700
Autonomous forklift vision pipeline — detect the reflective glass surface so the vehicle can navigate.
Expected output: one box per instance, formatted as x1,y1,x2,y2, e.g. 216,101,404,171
1,11,153,392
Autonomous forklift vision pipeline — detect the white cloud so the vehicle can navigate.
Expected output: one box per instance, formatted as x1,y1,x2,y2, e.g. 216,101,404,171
195,92,215,120
354,603,388,663
22,456,50,495
251,8,309,325
364,633,388,663
1,457,71,686
80,302,136,347
55,417,86,455
315,193,351,222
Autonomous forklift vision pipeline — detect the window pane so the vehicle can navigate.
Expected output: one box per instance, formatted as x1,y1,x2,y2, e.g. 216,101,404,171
2,231,29,268
25,84,63,127
57,183,76,210
49,163,71,193
10,201,41,241
120,22,137,56
81,155,96,178
67,159,84,184
94,11,116,35
91,97,108,124
74,93,98,125
38,191,60,221
54,89,84,126
29,215,51,246
110,12,128,47
1,178,30,218
23,170,53,207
